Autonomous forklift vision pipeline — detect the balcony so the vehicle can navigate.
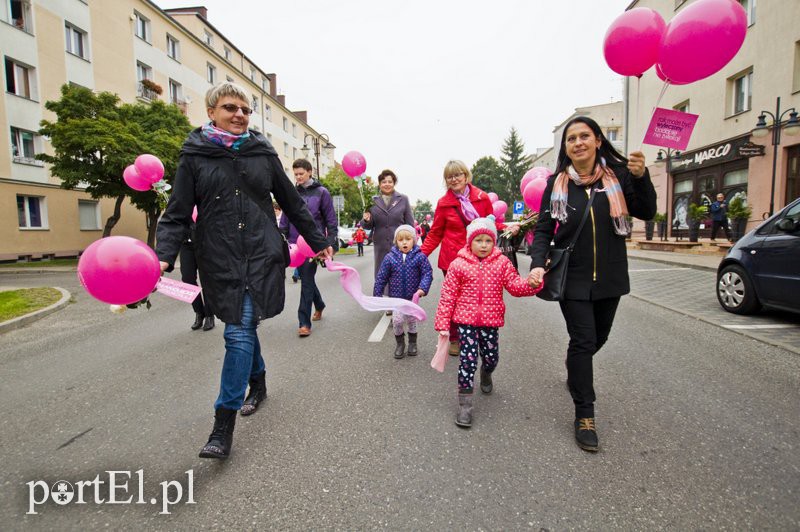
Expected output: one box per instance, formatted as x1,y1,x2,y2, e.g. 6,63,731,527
13,155,44,167
170,99,188,115
137,81,161,101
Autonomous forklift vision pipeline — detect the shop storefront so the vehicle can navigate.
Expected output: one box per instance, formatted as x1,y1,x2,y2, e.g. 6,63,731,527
667,135,763,238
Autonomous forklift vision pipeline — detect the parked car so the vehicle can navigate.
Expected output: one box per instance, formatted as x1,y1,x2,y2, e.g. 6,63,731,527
716,196,800,315
337,226,354,248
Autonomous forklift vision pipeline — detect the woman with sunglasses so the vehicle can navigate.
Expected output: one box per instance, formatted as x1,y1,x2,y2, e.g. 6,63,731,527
156,82,332,460
420,160,516,355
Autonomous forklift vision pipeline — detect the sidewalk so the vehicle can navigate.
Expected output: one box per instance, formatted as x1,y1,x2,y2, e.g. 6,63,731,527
626,248,723,272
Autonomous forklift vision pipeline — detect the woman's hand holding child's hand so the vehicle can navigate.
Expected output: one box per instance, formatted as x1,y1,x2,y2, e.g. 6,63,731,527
415,289,426,298
528,267,544,288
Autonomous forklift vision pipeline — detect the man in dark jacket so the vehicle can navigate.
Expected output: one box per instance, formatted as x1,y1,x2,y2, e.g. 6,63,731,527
710,193,731,241
279,158,338,337
156,82,331,460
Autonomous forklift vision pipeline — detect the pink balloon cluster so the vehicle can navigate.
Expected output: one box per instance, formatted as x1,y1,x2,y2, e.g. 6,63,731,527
604,0,747,83
521,167,551,212
342,151,366,178
123,154,165,192
77,236,161,305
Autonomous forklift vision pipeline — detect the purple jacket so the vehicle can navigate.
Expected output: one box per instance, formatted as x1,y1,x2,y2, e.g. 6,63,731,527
373,246,433,300
279,180,338,248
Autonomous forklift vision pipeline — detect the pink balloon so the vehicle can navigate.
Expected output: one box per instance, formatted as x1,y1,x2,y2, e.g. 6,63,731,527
296,235,315,258
523,179,548,212
77,236,161,305
134,154,165,184
123,165,151,192
520,167,550,194
603,8,666,77
654,63,688,86
192,206,198,223
492,200,508,219
658,0,747,84
425,214,431,221
341,151,367,177
487,192,499,203
288,244,305,268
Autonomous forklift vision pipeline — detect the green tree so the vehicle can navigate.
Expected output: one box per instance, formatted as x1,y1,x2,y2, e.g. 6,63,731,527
319,167,378,226
471,156,504,198
412,199,433,222
498,127,532,204
38,84,192,246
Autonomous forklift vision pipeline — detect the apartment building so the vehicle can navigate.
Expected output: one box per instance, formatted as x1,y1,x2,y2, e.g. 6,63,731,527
0,0,334,261
625,0,800,234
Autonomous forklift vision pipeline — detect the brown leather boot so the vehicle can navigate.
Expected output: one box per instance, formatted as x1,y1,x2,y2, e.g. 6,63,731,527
455,391,473,428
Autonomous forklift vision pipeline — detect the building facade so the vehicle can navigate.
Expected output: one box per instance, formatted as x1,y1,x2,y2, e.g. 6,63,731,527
0,0,334,261
626,0,800,235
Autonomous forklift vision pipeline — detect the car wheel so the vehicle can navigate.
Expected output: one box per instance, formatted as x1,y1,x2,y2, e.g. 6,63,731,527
717,264,761,315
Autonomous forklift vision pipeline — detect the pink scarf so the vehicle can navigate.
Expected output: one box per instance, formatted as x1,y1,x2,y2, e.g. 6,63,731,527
453,185,479,222
550,161,630,235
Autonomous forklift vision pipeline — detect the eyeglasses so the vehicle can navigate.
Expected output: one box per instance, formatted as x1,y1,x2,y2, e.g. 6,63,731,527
217,104,253,115
446,172,465,181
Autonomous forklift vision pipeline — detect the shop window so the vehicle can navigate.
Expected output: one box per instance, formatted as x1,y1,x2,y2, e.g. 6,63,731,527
5,56,35,99
787,145,800,204
674,179,692,194
728,69,752,115
723,168,748,187
17,195,46,229
78,200,101,230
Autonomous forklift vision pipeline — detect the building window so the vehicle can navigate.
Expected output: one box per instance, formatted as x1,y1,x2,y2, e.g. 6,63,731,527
606,128,618,141
207,63,216,84
249,66,256,82
204,30,213,47
4,57,34,99
134,11,150,42
292,123,297,138
136,61,151,82
284,142,289,157
10,126,41,164
224,47,232,61
794,41,800,94
252,95,258,112
729,69,752,115
673,100,690,114
262,77,269,92
166,34,180,61
17,195,46,229
65,23,88,59
168,79,182,104
264,104,272,120
293,147,297,160
737,0,756,25
283,117,288,132
78,200,100,230
9,0,31,32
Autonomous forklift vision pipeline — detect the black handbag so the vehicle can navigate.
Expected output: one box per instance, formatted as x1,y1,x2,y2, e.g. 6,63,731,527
536,186,597,301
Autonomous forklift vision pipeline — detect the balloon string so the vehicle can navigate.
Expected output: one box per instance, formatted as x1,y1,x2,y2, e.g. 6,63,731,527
638,79,671,152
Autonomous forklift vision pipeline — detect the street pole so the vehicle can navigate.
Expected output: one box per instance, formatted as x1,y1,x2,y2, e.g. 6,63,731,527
752,96,800,217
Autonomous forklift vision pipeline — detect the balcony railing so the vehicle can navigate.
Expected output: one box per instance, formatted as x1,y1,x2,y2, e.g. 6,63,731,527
137,82,159,101
13,155,44,167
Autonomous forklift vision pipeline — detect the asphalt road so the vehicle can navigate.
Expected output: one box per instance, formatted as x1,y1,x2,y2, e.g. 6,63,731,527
1,248,798,530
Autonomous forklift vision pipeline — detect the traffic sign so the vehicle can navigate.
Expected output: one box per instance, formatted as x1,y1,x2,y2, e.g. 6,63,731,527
513,201,524,215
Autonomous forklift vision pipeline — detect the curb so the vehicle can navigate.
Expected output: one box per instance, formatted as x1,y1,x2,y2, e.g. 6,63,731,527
0,287,72,335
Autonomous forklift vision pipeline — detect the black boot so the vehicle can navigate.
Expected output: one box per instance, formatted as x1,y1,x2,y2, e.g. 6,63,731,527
202,315,215,331
199,408,237,459
394,334,405,359
480,366,493,394
240,371,267,416
406,333,418,356
574,417,599,452
191,312,204,330
455,390,473,428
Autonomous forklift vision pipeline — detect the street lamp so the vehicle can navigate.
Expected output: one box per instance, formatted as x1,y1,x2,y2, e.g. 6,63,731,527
301,132,335,179
655,148,681,241
751,96,800,216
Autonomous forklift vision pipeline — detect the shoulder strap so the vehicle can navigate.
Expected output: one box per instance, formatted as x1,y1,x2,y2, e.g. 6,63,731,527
565,186,597,252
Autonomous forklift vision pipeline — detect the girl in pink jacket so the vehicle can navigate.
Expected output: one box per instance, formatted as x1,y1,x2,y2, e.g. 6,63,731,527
435,216,542,428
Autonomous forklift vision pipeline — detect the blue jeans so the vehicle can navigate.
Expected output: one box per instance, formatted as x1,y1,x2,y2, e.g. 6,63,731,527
297,260,324,328
215,292,265,410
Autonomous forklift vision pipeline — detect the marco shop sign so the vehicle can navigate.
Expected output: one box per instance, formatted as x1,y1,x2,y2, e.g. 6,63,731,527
670,136,759,173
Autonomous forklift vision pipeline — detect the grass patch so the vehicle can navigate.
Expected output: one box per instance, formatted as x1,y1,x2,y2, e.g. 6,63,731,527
337,247,357,255
0,258,78,268
0,288,62,322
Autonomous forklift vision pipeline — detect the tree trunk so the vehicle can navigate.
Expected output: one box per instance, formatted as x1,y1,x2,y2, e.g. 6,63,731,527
102,195,126,237
146,209,161,248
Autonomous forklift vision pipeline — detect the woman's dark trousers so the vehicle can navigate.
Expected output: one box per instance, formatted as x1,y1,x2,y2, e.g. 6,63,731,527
180,243,211,316
558,297,620,418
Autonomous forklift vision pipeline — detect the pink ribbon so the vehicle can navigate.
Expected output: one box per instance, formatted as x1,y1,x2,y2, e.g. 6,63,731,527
324,259,427,321
431,334,449,372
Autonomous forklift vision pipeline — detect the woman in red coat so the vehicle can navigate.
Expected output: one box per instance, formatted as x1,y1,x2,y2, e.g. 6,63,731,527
421,160,518,353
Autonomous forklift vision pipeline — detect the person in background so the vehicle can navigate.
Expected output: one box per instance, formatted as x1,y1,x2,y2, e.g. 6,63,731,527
421,160,518,355
710,193,731,242
156,82,331,460
353,224,367,256
528,116,656,453
362,169,414,305
279,158,338,337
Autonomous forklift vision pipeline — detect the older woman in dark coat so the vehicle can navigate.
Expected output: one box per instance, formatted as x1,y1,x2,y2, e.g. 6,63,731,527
361,169,415,296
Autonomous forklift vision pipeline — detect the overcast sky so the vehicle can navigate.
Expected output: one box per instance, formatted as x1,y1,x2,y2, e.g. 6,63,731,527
157,0,631,205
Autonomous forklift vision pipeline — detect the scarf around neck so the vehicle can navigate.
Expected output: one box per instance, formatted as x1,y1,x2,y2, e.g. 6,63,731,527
550,159,630,235
201,122,251,150
453,185,479,223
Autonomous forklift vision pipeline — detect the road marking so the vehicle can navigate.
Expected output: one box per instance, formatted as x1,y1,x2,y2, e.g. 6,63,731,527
368,313,392,342
723,324,798,330
629,268,691,272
